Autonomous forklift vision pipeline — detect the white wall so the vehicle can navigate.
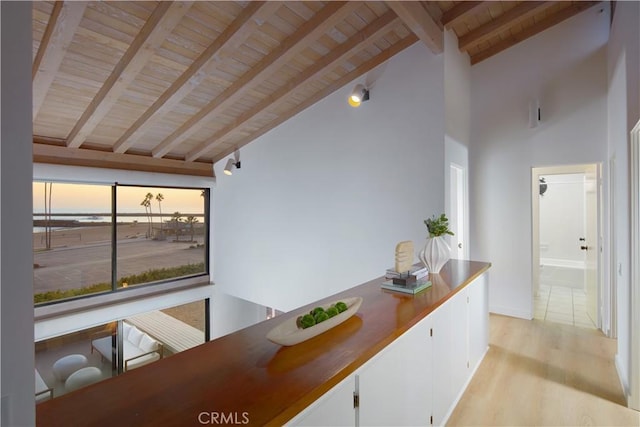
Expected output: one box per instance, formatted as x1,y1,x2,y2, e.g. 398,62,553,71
539,173,586,266
1,3,35,425
444,29,471,260
607,0,640,404
444,29,471,147
210,288,267,339
213,42,445,312
470,5,609,318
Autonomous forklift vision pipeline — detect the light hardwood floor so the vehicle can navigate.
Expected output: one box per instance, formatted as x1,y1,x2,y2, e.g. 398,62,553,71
447,314,640,426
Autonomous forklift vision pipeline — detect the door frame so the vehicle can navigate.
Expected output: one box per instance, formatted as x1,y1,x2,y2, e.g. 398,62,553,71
629,120,640,410
448,162,468,260
531,164,604,329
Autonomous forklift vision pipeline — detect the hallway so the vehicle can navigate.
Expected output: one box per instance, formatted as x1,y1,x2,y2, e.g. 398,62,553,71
534,283,595,329
447,314,637,426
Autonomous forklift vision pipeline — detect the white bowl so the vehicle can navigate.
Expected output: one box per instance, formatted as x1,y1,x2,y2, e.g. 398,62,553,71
266,297,363,346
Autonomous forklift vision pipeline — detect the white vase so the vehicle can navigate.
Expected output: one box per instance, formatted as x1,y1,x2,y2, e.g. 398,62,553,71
419,236,450,274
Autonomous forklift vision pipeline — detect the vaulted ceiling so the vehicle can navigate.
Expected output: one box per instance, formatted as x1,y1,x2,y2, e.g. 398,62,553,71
32,1,603,176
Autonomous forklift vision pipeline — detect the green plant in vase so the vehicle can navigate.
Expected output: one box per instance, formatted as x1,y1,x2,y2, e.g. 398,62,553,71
424,214,455,238
420,214,454,274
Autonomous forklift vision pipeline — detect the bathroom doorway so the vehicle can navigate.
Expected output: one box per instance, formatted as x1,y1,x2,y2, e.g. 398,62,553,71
532,164,600,330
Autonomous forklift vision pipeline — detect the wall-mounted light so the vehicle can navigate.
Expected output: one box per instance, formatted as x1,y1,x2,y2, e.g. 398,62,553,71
539,177,547,196
348,83,369,108
223,158,241,175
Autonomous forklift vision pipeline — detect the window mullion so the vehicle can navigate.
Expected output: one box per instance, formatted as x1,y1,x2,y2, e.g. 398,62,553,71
112,185,117,292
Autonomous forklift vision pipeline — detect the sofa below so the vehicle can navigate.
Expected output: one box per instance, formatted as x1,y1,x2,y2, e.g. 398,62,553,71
91,322,163,371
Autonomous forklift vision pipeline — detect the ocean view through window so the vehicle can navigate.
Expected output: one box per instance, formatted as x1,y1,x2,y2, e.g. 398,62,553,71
33,182,209,305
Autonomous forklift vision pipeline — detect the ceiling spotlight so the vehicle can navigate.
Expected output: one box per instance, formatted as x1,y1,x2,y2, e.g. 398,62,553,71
223,158,241,176
348,83,369,108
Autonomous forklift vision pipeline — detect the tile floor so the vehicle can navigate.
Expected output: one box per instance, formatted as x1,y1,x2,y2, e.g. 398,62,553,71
534,283,596,329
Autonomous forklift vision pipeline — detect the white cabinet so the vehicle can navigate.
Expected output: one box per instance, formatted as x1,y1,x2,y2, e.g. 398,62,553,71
449,287,470,407
289,375,356,426
468,273,489,372
430,302,452,426
359,317,432,426
431,279,489,426
290,273,488,427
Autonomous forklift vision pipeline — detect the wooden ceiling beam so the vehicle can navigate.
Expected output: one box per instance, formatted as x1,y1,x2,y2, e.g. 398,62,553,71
470,1,601,65
151,1,359,159
458,1,555,52
111,1,281,154
34,142,214,177
211,34,419,165
440,1,487,29
32,1,63,80
65,2,193,149
187,10,402,162
32,1,86,120
385,1,442,54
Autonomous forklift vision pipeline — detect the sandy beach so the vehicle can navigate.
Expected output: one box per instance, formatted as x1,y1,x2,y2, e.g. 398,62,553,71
33,222,207,331
33,222,206,291
33,222,152,251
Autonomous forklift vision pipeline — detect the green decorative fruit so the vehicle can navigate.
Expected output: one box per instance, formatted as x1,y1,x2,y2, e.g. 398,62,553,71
310,307,325,316
314,311,329,324
335,301,348,313
326,306,339,318
300,314,316,329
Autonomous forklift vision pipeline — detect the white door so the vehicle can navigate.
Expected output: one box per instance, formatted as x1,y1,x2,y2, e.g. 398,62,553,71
358,319,432,426
289,375,355,426
449,163,466,259
584,165,598,327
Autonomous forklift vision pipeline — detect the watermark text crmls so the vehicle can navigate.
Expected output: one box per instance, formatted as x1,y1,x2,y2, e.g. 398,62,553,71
198,412,250,425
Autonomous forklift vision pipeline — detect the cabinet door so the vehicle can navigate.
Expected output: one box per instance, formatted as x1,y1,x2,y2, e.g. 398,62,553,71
358,318,432,426
449,288,470,399
430,303,452,427
288,375,355,427
468,273,489,371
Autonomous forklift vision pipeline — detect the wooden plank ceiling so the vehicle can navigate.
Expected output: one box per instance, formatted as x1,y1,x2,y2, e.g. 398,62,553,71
32,1,602,176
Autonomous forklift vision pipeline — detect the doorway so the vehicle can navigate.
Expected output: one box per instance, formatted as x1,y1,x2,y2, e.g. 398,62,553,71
449,163,467,260
532,164,600,330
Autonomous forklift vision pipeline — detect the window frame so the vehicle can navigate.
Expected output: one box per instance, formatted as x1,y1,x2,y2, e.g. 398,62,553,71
33,180,210,312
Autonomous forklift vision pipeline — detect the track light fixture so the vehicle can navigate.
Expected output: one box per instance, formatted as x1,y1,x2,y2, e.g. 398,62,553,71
223,158,241,176
348,83,369,108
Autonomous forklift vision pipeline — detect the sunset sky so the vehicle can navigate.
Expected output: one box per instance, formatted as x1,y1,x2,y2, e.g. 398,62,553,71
33,182,205,215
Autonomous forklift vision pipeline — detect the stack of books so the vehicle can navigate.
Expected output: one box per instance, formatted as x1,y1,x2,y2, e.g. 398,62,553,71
381,278,432,295
382,265,431,294
385,265,428,280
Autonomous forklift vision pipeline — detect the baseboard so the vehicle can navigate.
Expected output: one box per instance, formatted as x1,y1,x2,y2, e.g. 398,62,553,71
489,305,532,320
540,258,585,269
615,353,630,404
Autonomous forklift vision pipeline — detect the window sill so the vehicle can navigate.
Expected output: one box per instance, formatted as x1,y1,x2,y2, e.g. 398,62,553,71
34,275,211,322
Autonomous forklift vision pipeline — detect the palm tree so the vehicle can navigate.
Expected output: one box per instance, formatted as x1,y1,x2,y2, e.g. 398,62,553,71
140,193,153,238
185,215,198,242
155,193,164,233
170,211,182,241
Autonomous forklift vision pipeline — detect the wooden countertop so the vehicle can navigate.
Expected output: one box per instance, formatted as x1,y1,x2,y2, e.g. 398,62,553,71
36,260,490,427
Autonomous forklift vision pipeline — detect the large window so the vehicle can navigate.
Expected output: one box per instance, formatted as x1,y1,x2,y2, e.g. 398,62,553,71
35,300,208,401
33,182,208,305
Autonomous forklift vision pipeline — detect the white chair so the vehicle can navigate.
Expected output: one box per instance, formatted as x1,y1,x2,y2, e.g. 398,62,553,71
65,366,102,392
52,354,89,381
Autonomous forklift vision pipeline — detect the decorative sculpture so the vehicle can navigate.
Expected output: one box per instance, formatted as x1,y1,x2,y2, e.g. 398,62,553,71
394,240,414,274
